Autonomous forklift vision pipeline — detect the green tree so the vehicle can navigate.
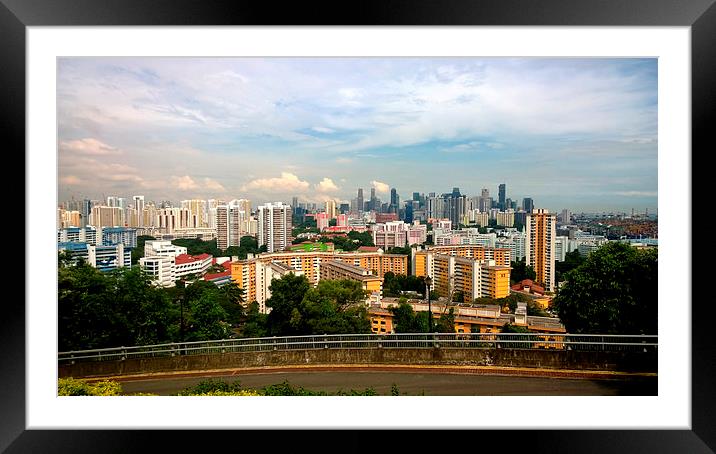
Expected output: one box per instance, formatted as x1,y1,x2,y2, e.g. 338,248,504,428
510,258,536,284
131,235,156,265
435,307,456,333
58,263,175,350
241,302,268,338
388,302,428,333
185,292,230,341
501,323,530,333
301,280,372,334
553,242,657,334
265,274,311,336
555,249,586,284
219,281,246,326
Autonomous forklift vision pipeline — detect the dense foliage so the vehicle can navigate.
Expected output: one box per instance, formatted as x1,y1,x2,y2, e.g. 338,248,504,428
318,230,374,251
59,258,246,350
172,236,264,259
555,249,586,285
265,274,371,336
58,378,122,396
510,258,537,284
178,379,379,396
382,272,425,297
59,260,176,351
553,242,657,334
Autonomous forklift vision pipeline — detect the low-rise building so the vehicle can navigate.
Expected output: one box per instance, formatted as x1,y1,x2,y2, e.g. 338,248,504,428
174,253,213,278
144,240,187,259
139,256,176,287
320,260,382,305
369,298,566,335
58,242,131,272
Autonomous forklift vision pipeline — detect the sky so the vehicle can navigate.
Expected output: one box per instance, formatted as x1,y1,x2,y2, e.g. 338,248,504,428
57,57,657,213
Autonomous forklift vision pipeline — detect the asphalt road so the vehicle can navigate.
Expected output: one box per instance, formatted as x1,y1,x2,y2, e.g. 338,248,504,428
118,370,657,396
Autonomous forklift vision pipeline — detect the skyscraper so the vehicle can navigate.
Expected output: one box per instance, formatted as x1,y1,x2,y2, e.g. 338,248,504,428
445,188,466,227
479,189,492,213
292,196,298,215
390,188,399,213
523,198,534,213
525,208,556,292
357,188,364,213
257,202,292,253
498,184,506,210
325,199,337,219
369,188,378,211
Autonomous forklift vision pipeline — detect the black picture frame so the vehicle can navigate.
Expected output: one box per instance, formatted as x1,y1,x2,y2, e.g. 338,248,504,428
4,0,711,451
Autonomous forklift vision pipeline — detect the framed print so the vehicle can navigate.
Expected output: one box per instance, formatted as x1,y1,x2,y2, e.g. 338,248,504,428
5,0,713,451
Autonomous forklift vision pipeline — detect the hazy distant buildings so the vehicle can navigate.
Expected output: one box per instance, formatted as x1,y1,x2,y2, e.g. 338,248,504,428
522,198,534,213
325,199,337,219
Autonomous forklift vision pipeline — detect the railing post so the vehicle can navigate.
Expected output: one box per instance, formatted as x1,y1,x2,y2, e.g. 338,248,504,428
273,336,277,351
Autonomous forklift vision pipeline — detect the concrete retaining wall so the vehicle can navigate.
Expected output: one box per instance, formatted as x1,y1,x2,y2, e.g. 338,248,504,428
59,348,657,378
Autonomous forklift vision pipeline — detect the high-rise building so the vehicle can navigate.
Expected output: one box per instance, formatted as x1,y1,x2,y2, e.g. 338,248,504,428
525,208,556,292
216,200,250,250
446,188,466,227
292,196,299,214
498,184,506,210
258,202,292,253
90,205,124,227
182,199,208,228
522,198,534,213
357,188,364,213
369,188,378,211
132,196,145,225
325,199,337,219
559,209,572,224
479,189,492,213
390,188,399,213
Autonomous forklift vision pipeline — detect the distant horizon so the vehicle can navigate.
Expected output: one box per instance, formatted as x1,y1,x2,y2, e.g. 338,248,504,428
58,57,657,213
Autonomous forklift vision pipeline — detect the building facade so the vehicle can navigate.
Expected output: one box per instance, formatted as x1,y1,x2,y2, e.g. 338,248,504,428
525,209,556,292
258,202,292,253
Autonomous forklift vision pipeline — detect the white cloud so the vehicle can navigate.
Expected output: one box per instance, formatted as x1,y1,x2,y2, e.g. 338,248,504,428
60,175,81,185
170,175,199,191
204,178,226,192
312,126,335,134
440,141,506,153
242,172,310,193
371,180,390,193
59,138,117,155
614,191,658,197
315,177,339,192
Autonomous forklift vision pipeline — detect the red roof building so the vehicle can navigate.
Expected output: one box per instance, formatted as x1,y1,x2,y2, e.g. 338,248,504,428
511,279,545,295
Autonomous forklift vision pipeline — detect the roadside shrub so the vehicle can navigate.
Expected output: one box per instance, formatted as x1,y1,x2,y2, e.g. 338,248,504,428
58,378,122,396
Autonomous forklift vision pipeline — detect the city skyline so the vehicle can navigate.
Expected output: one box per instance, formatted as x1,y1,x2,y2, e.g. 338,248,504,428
58,57,657,213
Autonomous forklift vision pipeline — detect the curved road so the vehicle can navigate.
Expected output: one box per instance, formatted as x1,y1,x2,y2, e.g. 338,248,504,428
112,367,657,396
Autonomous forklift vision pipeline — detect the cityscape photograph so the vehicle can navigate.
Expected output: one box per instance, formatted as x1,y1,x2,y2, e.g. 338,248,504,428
57,57,657,397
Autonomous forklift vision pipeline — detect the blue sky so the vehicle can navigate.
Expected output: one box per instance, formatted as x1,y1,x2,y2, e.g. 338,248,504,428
58,57,657,213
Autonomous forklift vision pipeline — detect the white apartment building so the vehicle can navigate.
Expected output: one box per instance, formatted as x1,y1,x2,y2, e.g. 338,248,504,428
58,226,100,245
174,253,213,278
139,256,176,287
258,202,292,253
143,240,188,258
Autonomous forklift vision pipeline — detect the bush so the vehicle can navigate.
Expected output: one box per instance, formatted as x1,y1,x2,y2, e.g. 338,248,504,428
58,378,122,396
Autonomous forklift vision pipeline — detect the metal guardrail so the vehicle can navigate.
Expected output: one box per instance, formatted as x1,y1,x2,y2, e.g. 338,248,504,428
58,333,657,364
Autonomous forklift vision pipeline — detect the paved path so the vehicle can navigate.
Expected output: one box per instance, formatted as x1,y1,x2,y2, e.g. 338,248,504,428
110,366,656,396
